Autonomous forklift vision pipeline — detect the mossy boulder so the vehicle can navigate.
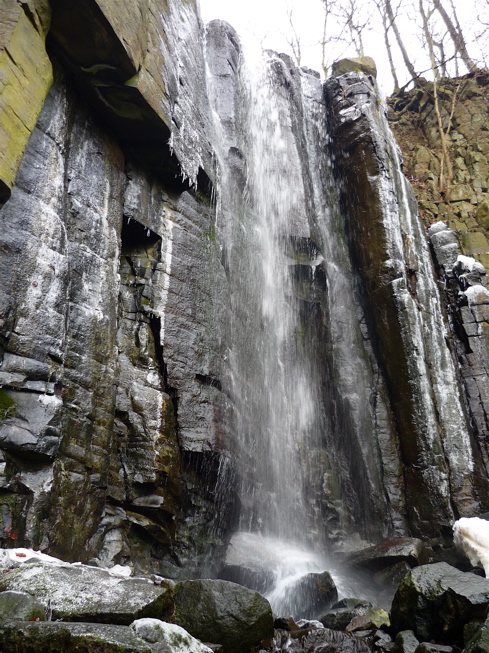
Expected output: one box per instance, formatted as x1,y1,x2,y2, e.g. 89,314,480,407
331,56,377,78
391,562,489,645
1,621,152,653
168,579,274,653
0,561,173,625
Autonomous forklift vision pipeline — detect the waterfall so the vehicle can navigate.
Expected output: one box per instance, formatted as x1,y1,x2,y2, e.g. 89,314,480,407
204,20,482,617
205,30,332,613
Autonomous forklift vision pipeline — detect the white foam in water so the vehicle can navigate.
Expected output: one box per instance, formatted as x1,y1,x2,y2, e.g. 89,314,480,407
226,532,345,616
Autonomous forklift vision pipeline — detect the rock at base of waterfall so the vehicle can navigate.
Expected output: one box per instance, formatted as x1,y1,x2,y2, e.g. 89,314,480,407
464,613,489,653
0,591,46,624
291,571,338,618
344,537,429,572
394,629,420,653
1,621,152,653
319,598,372,631
168,579,274,653
0,561,173,625
391,562,489,645
453,517,489,576
131,619,214,653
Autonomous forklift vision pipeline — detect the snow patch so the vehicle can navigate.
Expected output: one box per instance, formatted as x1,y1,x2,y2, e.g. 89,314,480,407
464,284,489,306
453,255,486,275
453,517,489,577
131,619,213,652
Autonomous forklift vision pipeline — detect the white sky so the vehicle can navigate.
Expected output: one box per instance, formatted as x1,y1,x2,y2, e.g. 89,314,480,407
198,0,487,95
199,0,402,93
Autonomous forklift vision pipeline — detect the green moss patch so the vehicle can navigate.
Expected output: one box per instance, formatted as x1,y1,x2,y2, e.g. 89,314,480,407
0,389,15,420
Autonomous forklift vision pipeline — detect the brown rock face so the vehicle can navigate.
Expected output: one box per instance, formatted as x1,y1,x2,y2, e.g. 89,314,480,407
390,76,489,489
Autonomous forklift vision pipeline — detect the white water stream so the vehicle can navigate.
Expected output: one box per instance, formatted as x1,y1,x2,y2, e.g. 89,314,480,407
205,35,337,614
204,20,478,618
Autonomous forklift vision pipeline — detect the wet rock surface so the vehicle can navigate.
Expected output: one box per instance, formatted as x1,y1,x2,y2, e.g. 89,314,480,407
2,621,153,652
169,578,274,653
325,70,488,538
391,561,489,645
0,560,173,624
0,2,233,576
1,0,489,619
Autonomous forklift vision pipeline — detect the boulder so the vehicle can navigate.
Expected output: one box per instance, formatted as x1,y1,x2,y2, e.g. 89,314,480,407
320,599,372,631
345,607,390,632
391,562,489,644
0,561,172,625
1,621,152,653
168,579,274,653
331,56,377,78
131,619,213,653
345,537,429,572
394,629,420,653
287,570,338,618
0,590,45,624
219,532,276,593
465,614,489,652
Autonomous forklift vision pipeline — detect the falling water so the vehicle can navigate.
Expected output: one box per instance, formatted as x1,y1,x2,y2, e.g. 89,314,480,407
204,26,340,614
203,18,480,617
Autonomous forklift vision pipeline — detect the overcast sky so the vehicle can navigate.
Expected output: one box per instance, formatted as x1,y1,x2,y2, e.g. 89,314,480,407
198,0,487,95
198,0,398,93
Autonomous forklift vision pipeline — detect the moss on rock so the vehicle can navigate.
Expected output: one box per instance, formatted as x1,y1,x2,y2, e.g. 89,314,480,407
0,0,53,202
0,390,15,420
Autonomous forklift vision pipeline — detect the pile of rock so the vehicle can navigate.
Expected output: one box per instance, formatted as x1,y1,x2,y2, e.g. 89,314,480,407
4,535,489,653
0,549,273,653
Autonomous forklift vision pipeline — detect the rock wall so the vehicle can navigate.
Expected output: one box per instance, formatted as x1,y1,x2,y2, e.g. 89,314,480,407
389,76,489,490
0,0,234,578
1,1,489,575
325,72,489,539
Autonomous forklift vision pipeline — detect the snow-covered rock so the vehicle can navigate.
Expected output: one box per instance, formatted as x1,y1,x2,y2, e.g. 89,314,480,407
131,619,213,652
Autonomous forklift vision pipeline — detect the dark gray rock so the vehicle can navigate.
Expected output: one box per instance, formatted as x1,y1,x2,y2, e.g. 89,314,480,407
391,562,489,644
168,579,274,653
320,600,372,630
0,562,173,625
1,621,152,653
292,571,338,618
465,615,489,652
394,630,419,653
325,69,486,538
346,538,429,571
0,590,45,624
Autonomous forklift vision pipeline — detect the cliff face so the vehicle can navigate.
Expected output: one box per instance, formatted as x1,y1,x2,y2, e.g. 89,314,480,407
0,0,234,577
389,77,489,491
1,1,489,575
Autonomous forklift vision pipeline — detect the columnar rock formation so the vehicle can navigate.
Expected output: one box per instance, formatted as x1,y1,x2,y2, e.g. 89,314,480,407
0,0,488,577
